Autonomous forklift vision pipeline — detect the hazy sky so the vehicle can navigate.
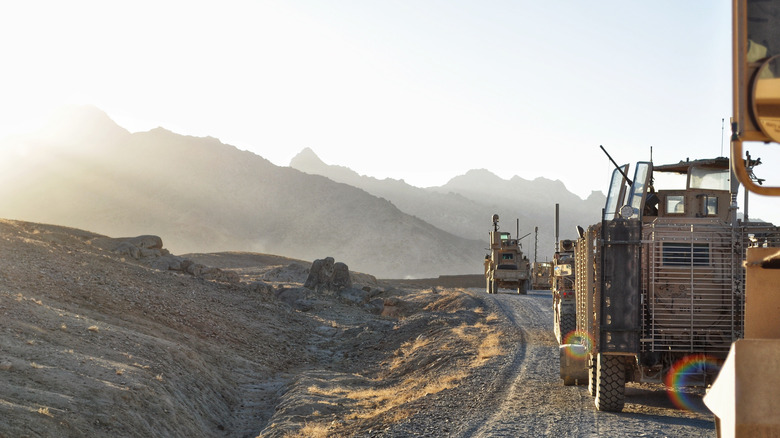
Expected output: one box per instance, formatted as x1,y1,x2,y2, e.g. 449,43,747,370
2,0,780,222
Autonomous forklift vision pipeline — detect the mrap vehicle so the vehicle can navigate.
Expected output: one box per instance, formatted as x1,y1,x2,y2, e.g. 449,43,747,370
484,214,530,295
559,153,780,412
531,261,553,291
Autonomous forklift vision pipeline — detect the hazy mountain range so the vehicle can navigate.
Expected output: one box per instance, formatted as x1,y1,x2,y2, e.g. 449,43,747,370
290,148,606,260
0,106,605,278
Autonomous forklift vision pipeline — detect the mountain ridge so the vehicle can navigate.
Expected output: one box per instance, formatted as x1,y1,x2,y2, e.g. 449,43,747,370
0,106,481,278
291,148,606,259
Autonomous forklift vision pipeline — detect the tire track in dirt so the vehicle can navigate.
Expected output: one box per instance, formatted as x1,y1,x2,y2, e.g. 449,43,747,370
454,290,716,438
456,290,597,437
452,291,530,437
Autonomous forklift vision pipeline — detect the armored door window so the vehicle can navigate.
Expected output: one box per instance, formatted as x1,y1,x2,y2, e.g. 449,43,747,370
626,162,652,219
498,253,517,270
707,196,718,215
667,195,685,214
604,164,630,221
699,195,719,216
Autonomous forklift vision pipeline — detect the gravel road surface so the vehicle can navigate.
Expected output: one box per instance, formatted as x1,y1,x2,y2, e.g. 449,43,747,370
377,289,717,438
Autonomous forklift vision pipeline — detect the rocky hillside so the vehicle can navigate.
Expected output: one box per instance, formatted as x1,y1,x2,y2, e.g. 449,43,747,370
0,106,481,278
0,218,503,437
291,147,606,259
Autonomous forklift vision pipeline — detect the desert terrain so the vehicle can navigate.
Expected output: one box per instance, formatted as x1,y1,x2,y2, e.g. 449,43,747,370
0,219,716,437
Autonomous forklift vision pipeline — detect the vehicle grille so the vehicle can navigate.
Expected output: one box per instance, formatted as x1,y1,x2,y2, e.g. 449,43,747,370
641,219,780,354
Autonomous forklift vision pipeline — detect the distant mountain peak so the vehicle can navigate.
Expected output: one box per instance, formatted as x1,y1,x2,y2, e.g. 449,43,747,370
290,147,326,168
439,168,504,189
586,190,607,202
289,148,366,186
464,168,500,178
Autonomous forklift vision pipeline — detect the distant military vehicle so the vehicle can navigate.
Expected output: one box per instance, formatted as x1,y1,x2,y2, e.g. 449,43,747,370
552,238,575,347
484,214,530,294
558,150,780,412
531,261,553,290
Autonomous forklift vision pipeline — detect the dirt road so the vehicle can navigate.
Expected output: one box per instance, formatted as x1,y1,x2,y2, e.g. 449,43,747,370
434,290,716,437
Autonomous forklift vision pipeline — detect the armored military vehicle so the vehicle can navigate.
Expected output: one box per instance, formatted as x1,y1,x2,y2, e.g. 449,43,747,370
484,214,530,294
559,152,780,412
531,261,553,290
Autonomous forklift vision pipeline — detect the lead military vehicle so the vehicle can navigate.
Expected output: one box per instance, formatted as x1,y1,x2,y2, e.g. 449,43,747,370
484,214,530,294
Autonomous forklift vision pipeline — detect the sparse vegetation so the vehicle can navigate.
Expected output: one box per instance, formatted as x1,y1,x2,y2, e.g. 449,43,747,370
285,289,507,435
476,331,503,364
282,422,331,438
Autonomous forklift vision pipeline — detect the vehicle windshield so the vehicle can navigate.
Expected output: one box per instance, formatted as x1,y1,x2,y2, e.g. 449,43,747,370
604,165,629,221
689,167,729,190
626,162,651,218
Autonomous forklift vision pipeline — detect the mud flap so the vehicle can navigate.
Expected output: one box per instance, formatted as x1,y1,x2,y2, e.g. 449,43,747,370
559,344,588,384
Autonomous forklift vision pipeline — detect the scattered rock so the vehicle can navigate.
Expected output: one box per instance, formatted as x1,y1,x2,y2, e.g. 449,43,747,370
276,287,311,307
248,280,274,295
124,235,164,250
109,235,168,260
339,287,368,305
149,254,186,271
366,298,385,314
262,263,310,283
113,241,142,259
304,257,353,291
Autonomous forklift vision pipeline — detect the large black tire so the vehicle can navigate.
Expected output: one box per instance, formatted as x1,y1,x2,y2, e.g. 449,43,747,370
553,301,575,344
560,313,575,341
517,280,528,295
595,353,625,412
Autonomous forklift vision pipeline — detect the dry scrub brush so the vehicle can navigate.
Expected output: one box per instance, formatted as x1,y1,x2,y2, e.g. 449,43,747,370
286,290,506,437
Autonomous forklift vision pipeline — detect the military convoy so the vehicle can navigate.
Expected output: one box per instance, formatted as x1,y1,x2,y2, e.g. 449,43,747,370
557,152,780,412
484,214,530,295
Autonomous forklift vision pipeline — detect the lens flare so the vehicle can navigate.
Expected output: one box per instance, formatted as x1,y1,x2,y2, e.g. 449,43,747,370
664,354,721,411
561,330,594,359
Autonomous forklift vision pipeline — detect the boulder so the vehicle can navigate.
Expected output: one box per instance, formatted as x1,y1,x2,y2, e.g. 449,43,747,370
303,257,353,291
149,254,185,271
109,235,167,260
338,287,368,305
124,235,163,250
113,241,141,259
